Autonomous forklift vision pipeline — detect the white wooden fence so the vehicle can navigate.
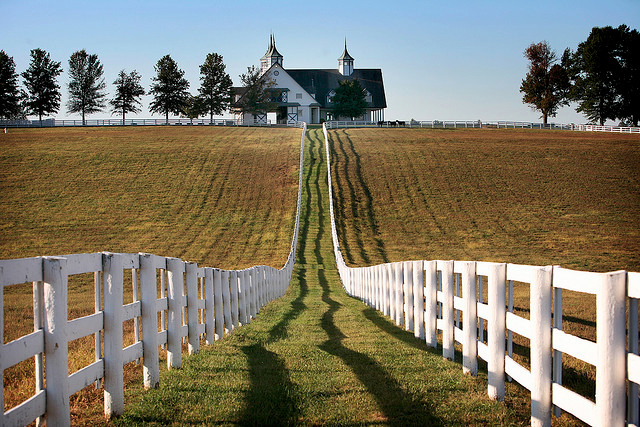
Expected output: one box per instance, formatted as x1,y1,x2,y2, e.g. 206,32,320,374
0,122,306,426
322,122,639,427
325,120,640,133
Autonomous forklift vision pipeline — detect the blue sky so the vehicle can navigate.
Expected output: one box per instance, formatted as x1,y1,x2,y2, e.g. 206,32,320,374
2,0,638,123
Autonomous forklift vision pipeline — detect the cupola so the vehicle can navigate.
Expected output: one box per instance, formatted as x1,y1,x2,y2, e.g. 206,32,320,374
261,34,283,75
338,40,354,76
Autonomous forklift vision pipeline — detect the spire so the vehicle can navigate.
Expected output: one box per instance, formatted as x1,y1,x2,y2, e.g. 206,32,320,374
260,33,283,75
338,38,354,61
338,38,354,76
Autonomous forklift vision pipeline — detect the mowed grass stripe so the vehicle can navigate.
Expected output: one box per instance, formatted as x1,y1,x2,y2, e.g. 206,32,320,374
117,128,524,426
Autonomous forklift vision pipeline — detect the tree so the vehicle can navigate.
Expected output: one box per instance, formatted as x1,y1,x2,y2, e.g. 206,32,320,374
149,55,190,124
519,41,570,125
618,26,640,126
568,26,625,125
21,48,63,124
181,95,204,123
110,70,145,123
331,79,368,120
67,50,107,124
236,65,276,118
198,53,233,123
0,50,22,119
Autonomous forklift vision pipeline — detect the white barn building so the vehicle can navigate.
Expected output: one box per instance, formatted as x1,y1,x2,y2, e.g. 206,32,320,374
233,36,386,125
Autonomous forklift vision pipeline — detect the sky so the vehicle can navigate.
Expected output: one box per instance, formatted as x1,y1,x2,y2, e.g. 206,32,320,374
2,0,639,124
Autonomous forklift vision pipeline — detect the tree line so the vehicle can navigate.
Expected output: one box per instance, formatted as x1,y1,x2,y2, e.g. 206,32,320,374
521,25,639,126
0,49,235,124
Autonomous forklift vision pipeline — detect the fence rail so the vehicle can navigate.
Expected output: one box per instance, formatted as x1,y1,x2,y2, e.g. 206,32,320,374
0,122,306,426
322,122,639,427
325,120,640,133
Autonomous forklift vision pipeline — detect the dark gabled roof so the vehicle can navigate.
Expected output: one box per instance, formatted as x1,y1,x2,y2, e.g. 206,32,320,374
286,68,386,109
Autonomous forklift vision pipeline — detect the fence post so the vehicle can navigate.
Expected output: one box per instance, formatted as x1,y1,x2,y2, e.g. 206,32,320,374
166,257,184,369
424,260,437,347
461,261,477,376
139,253,160,389
488,263,506,401
212,269,224,340
596,271,626,426
238,270,247,325
43,256,71,425
413,260,425,340
33,279,45,427
102,252,125,418
440,261,455,360
395,263,403,326
185,262,199,355
230,270,239,330
204,268,215,344
530,266,552,427
221,270,231,334
386,264,394,320
404,261,414,332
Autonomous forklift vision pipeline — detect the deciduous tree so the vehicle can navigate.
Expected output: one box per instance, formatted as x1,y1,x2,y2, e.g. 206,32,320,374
618,26,640,126
568,26,625,125
0,50,22,120
22,48,63,124
198,53,233,123
519,41,570,125
67,49,107,124
235,65,276,119
149,55,190,124
110,70,145,123
331,79,368,120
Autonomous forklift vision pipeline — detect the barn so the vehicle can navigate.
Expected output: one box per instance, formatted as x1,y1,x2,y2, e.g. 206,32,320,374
233,35,386,125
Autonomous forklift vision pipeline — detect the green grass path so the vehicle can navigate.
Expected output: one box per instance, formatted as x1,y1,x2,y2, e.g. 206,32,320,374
117,129,524,425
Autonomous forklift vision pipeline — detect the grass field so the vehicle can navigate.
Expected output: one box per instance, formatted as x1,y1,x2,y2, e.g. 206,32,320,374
1,125,638,425
327,127,640,423
0,126,301,423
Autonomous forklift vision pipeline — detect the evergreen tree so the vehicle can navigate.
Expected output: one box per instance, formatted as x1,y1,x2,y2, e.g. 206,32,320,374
198,53,233,123
149,55,190,124
110,70,145,123
22,48,63,124
0,50,22,120
331,79,368,120
236,65,276,119
519,41,570,125
67,49,107,124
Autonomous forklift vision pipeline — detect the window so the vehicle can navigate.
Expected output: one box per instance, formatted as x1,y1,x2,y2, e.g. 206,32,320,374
296,93,302,99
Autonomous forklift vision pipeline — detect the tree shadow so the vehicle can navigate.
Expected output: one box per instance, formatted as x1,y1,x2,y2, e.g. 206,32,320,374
316,131,442,424
238,130,323,425
329,131,390,265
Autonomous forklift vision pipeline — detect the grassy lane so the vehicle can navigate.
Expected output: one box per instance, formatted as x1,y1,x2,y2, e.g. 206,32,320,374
117,128,526,426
